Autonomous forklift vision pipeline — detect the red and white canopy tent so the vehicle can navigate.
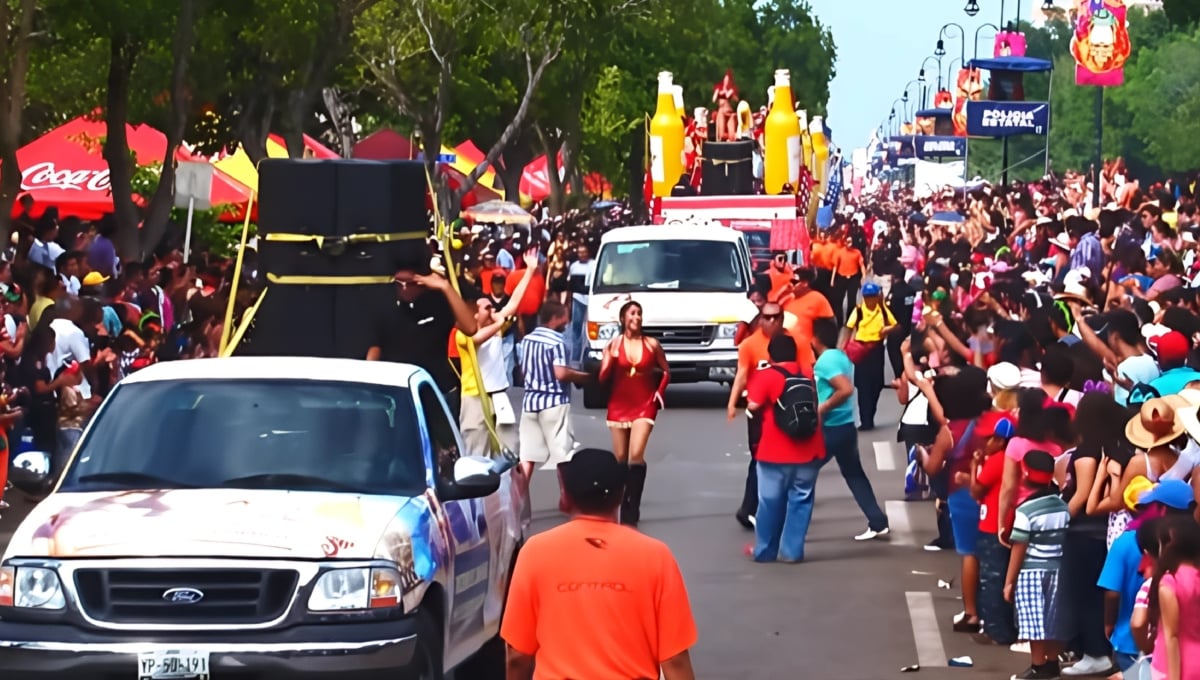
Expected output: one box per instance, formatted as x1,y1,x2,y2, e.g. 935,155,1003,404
352,129,501,209
519,152,612,203
8,115,255,223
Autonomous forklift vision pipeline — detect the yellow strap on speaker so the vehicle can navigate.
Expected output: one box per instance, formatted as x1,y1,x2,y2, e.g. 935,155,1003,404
220,288,268,358
219,191,259,356
264,273,396,285
263,231,427,248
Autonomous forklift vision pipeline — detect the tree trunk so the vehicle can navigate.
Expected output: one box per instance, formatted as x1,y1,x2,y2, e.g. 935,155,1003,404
498,142,532,204
237,94,273,166
141,0,199,260
102,33,142,262
0,0,37,247
321,87,355,158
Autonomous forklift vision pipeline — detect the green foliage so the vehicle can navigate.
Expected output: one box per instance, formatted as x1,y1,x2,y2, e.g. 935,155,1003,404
1162,0,1200,26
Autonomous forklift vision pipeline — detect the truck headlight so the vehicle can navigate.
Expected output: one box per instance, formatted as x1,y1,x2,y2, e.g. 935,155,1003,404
717,323,740,339
0,566,66,609
308,567,403,611
588,322,619,341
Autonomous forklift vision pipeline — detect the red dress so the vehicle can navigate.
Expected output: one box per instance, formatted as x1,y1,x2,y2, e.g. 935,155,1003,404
604,338,664,427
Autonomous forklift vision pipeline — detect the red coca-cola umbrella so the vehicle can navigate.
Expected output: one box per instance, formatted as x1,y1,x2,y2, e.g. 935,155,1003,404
10,115,169,220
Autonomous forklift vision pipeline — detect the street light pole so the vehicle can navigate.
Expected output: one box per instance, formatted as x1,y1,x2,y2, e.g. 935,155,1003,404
974,23,999,59
937,23,967,64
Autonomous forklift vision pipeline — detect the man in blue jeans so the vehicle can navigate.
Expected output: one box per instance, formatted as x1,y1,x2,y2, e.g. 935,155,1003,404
811,317,890,541
745,334,827,563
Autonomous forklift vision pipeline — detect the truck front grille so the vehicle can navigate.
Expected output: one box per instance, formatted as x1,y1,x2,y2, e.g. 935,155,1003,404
642,325,715,347
74,568,298,625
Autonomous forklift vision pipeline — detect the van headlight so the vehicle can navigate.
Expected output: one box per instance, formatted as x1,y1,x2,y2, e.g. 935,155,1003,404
308,567,403,611
594,323,620,341
0,566,66,609
717,323,740,339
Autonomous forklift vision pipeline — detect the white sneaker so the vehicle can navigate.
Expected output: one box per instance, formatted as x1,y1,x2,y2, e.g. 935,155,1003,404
854,527,890,541
748,515,757,527
1062,655,1116,676
952,610,967,624
1009,641,1031,654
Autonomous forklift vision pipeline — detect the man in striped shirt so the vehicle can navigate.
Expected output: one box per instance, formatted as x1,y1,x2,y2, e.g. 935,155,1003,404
518,301,589,480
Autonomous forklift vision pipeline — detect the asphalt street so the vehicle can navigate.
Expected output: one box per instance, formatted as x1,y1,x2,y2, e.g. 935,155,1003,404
0,384,1030,680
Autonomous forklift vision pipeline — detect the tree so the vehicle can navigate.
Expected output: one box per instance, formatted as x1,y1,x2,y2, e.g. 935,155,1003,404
0,0,38,244
1162,0,1200,26
355,0,566,216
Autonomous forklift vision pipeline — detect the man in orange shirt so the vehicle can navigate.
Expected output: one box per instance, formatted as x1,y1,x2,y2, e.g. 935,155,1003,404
502,448,698,680
729,301,789,529
810,230,834,300
829,235,865,325
764,251,793,303
782,267,835,373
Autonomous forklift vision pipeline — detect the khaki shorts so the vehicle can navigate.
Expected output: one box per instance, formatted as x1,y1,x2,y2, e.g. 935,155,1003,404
459,394,518,456
518,404,573,464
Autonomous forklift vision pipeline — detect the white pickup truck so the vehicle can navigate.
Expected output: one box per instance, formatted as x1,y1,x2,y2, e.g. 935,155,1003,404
582,223,758,408
0,357,527,680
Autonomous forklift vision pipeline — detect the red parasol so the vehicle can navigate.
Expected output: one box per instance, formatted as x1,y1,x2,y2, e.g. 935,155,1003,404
520,153,610,202
9,115,169,220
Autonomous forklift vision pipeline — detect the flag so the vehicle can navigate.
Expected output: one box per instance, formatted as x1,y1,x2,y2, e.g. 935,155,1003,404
823,157,843,210
796,166,815,211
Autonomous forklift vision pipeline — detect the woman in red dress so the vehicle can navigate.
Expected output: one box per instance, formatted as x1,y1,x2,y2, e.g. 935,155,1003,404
599,301,669,527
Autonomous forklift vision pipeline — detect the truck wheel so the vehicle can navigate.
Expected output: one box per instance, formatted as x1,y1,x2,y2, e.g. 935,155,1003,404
582,385,605,410
405,608,444,680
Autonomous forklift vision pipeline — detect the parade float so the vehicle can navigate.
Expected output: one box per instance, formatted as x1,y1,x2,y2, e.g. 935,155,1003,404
647,69,823,270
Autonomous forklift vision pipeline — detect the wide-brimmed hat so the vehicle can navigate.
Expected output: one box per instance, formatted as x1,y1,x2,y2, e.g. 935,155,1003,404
1049,232,1072,253
1054,281,1091,306
1125,394,1192,450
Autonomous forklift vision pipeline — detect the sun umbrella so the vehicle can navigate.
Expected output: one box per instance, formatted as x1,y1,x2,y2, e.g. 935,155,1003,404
462,199,534,225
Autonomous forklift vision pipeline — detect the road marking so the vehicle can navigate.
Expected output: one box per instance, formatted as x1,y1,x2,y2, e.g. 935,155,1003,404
873,441,896,471
885,500,914,546
906,591,948,667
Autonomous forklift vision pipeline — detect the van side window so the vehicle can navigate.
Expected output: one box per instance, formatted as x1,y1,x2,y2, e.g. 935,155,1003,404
418,384,459,486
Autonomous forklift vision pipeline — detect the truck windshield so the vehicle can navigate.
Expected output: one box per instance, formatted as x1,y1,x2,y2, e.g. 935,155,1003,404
59,379,427,496
594,240,747,294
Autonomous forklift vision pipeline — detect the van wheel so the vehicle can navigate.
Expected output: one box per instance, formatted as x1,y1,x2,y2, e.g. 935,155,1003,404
582,385,605,410
405,609,444,680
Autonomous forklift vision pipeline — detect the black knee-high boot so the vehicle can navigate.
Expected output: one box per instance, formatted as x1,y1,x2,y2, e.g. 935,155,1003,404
622,464,647,527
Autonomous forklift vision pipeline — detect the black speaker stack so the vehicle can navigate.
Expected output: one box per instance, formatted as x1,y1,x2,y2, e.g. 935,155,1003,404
701,141,754,196
237,159,432,360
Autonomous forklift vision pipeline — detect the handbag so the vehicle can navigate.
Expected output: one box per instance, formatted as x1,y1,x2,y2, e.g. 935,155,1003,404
844,337,877,364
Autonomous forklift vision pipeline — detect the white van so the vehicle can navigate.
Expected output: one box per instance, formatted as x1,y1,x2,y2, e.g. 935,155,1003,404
581,223,758,408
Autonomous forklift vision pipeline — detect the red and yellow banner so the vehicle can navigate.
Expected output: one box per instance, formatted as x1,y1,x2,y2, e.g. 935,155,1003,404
1071,0,1131,86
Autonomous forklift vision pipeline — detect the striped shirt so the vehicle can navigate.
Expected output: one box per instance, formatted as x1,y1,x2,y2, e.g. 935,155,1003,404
1011,493,1070,571
519,327,570,412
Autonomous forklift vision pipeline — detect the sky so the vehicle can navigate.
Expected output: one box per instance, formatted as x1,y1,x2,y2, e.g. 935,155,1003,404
806,0,1032,152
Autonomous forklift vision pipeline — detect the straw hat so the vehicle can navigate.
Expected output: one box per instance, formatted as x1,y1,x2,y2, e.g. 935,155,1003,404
1125,395,1192,450
1054,280,1091,306
1049,232,1072,253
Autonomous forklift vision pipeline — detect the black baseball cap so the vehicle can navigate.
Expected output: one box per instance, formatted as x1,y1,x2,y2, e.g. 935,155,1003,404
559,448,626,507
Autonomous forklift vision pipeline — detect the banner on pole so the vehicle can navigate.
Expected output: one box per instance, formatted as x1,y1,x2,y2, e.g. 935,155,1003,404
1071,0,1131,87
913,136,966,160
965,101,1049,137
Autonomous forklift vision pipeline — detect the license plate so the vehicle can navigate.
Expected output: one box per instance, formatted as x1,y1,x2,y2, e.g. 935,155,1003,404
709,367,736,380
137,650,209,680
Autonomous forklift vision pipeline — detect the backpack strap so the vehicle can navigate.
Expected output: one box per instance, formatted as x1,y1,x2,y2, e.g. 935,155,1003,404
949,418,978,461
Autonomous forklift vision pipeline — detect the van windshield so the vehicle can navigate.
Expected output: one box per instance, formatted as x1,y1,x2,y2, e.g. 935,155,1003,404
58,380,427,496
594,240,747,294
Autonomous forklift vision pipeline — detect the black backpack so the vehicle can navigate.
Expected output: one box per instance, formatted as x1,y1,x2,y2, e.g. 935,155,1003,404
771,366,819,440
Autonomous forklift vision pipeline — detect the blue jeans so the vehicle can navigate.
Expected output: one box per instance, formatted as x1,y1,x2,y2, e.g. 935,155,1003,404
754,460,822,562
569,298,587,367
818,422,889,532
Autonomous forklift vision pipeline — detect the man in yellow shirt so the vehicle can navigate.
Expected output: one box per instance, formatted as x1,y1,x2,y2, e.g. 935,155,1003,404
842,282,897,431
29,269,64,330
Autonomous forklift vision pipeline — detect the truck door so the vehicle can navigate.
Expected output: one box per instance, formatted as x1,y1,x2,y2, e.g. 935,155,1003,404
416,384,491,644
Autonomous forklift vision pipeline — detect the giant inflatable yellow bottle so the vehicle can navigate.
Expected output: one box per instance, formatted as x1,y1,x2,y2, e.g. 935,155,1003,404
810,116,830,200
649,72,685,197
764,69,802,195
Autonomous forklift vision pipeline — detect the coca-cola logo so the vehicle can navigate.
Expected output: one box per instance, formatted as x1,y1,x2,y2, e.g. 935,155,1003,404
20,162,111,192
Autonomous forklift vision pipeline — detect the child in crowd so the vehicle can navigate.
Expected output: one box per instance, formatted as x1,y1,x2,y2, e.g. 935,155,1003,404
1005,450,1070,680
968,415,1018,645
55,361,93,466
1131,516,1162,656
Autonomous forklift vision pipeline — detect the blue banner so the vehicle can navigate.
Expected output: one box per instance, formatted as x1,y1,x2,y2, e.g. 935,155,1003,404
966,101,1049,137
913,136,966,159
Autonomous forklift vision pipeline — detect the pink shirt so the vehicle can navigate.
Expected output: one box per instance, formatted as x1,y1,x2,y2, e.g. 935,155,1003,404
1153,564,1200,680
1006,437,1064,504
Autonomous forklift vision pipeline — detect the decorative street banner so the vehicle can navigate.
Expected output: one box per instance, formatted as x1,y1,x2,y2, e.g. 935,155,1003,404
1071,0,1131,86
913,136,966,159
965,101,1049,137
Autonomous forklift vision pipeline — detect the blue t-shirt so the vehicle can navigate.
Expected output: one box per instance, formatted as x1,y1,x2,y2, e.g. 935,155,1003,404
1097,530,1143,655
1150,366,1200,397
814,349,856,428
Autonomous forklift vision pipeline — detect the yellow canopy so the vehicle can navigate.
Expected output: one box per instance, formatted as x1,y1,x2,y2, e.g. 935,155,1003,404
212,137,293,194
441,145,501,192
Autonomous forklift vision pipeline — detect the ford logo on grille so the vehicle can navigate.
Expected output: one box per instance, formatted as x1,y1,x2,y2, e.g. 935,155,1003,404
162,587,205,604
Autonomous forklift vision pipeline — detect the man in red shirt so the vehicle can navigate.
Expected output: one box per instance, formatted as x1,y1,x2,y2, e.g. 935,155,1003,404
745,334,826,563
